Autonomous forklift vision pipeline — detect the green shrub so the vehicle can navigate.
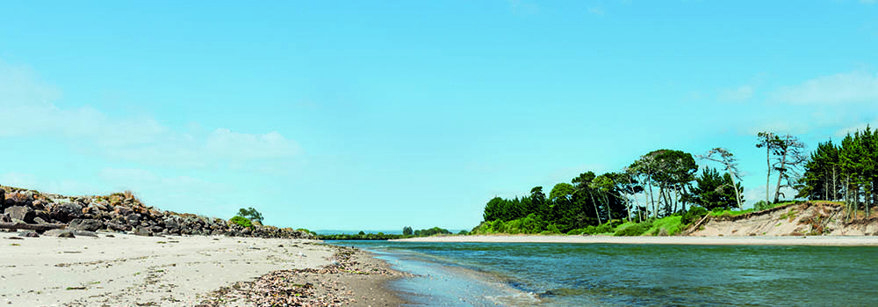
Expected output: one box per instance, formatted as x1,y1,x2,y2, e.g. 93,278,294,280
644,216,683,236
613,221,653,236
682,207,709,225
230,216,252,228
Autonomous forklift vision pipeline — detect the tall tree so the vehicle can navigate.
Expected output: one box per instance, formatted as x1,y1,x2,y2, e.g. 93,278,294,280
770,134,807,203
756,131,779,205
572,172,603,224
700,148,744,208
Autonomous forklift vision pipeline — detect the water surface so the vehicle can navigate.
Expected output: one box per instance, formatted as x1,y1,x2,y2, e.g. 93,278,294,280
329,241,878,306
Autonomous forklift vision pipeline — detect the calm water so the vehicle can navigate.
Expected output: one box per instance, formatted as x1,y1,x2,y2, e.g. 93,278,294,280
328,240,878,306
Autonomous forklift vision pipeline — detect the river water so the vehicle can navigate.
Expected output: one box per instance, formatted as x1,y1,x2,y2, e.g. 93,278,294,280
327,240,878,306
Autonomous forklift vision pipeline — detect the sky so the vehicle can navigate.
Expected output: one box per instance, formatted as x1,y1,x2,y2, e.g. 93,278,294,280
0,1,876,231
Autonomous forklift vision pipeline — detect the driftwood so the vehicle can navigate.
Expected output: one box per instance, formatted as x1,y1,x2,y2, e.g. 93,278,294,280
0,222,66,231
684,214,712,236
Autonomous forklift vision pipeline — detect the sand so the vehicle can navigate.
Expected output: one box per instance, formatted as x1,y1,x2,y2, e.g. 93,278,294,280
0,232,406,306
393,234,878,246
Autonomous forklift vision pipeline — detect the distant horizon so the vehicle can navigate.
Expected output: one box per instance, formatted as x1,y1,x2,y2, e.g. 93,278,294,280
1,1,876,230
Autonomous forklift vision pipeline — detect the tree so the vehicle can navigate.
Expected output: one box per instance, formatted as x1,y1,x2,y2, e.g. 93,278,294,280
756,131,778,205
572,172,603,224
689,167,743,211
770,134,807,203
236,207,263,223
402,226,413,236
700,148,744,208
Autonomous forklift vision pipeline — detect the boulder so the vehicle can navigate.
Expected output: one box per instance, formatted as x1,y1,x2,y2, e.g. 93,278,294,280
0,213,11,223
133,227,152,236
5,206,35,223
49,202,83,223
18,231,39,238
44,229,76,238
69,219,104,231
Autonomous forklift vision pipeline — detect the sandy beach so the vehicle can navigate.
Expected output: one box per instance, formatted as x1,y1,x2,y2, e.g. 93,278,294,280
0,232,406,306
393,234,878,246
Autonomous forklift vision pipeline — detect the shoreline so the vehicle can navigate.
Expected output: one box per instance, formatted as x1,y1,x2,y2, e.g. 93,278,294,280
391,234,878,246
0,232,409,306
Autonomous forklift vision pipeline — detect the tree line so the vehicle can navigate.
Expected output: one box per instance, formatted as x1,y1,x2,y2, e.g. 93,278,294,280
478,126,878,234
798,127,877,220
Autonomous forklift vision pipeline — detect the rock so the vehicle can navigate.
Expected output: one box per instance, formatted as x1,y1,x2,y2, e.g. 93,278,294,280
49,202,83,223
18,231,39,238
4,206,35,223
72,230,98,237
126,213,142,225
113,206,132,217
69,219,104,231
0,213,11,223
44,229,76,238
33,217,48,224
133,227,152,236
0,189,5,208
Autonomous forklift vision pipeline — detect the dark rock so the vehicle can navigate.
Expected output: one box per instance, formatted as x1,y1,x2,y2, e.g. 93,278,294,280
0,213,11,223
4,206,35,223
8,236,23,240
0,189,5,208
69,219,104,231
133,227,152,236
18,231,39,238
127,213,142,225
49,202,83,223
34,210,50,223
44,229,76,238
106,221,130,232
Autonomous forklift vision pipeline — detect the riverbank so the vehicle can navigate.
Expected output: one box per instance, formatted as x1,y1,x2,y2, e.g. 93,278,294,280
393,234,878,246
0,232,407,306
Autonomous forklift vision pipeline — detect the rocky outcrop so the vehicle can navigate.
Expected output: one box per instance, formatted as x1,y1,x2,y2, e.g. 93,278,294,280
0,186,314,239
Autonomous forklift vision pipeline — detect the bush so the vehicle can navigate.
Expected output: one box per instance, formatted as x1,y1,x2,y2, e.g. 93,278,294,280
613,221,653,236
753,200,772,211
230,216,252,228
644,216,683,236
682,207,709,225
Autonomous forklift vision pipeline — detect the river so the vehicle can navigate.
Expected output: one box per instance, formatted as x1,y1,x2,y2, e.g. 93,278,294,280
328,240,878,306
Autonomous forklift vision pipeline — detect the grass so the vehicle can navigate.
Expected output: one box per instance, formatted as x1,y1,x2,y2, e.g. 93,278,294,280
644,216,684,236
613,221,652,236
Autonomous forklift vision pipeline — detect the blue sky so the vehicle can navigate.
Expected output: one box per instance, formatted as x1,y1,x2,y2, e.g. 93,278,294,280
1,1,876,230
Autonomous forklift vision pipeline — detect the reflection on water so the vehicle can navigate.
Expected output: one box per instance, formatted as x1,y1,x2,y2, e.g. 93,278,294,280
329,241,878,306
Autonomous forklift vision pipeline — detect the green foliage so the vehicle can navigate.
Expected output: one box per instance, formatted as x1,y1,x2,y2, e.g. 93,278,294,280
681,207,708,225
753,200,772,211
614,221,653,236
402,226,413,236
414,227,452,236
229,215,252,228
236,207,263,223
689,167,743,211
644,216,683,236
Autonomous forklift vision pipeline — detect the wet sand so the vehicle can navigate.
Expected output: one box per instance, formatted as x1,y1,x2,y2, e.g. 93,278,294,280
393,234,878,246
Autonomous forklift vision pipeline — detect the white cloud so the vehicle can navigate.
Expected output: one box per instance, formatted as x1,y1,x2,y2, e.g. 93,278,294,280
0,60,301,170
772,71,878,105
588,7,606,15
718,85,754,102
861,0,876,5
834,118,878,137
